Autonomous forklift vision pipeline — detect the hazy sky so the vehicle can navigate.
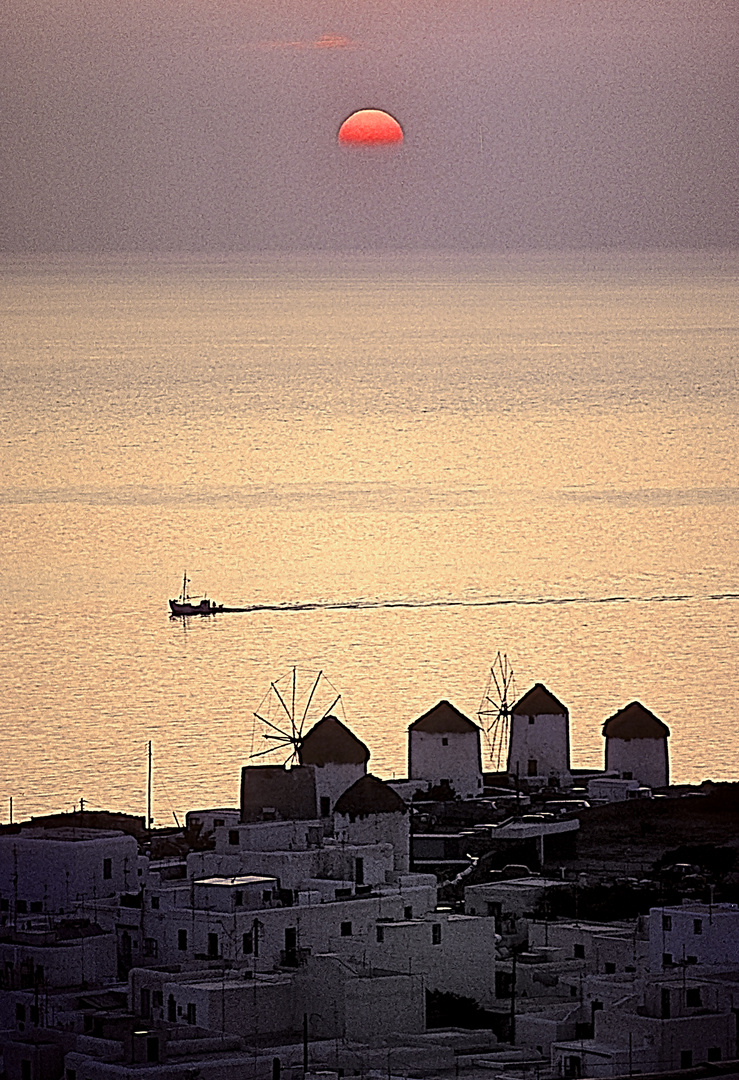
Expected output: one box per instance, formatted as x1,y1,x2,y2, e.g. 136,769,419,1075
2,0,737,251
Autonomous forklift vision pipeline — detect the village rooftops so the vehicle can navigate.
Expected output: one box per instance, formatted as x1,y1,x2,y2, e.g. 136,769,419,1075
298,715,370,766
6,826,126,841
512,683,568,716
409,700,479,733
603,701,670,740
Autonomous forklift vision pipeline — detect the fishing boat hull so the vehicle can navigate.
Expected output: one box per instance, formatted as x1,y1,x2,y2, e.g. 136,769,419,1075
169,598,223,616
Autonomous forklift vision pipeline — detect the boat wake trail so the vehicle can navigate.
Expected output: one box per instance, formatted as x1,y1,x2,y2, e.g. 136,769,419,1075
221,591,738,616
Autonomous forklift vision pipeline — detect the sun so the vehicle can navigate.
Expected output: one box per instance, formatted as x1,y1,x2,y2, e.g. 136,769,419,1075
338,109,404,147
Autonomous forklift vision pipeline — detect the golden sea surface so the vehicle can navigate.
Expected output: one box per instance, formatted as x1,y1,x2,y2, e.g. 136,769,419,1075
1,251,736,823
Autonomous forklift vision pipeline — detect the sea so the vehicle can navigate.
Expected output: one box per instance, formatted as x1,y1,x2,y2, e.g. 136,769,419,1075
1,249,737,826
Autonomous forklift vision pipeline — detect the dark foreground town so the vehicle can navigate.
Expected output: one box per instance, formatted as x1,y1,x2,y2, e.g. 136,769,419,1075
2,684,739,1080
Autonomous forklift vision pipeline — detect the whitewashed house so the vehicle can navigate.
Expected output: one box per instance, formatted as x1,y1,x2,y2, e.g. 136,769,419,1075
507,684,572,788
603,701,670,789
0,827,143,918
648,901,739,971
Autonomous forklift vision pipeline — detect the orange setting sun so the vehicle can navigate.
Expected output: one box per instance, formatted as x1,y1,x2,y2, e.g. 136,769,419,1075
338,109,404,147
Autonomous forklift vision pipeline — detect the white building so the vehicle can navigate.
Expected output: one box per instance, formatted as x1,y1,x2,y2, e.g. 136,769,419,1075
407,699,482,799
648,901,739,972
587,776,651,803
0,828,143,918
507,684,572,788
603,701,670,789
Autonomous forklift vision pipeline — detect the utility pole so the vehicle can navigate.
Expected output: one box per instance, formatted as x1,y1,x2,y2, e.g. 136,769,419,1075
147,741,153,830
510,947,518,1045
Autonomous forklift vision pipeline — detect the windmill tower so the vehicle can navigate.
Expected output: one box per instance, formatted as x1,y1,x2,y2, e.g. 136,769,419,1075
603,701,670,789
242,668,369,821
507,683,572,788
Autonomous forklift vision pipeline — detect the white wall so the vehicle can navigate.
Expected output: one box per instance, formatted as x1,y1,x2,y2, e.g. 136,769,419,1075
508,713,571,784
409,730,482,799
0,832,140,915
648,903,739,971
605,737,668,789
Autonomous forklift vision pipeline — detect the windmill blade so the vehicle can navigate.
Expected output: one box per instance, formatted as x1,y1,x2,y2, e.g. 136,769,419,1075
253,711,295,740
300,670,323,730
270,681,294,728
319,694,342,722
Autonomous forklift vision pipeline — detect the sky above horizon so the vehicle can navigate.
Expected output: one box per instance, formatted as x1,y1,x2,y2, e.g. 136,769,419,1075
2,0,737,252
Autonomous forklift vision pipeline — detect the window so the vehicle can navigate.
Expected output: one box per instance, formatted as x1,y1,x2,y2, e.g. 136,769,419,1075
207,932,219,959
21,1061,31,1080
0,898,8,911
693,918,703,935
17,900,27,914
146,1036,160,1063
103,859,112,880
404,906,413,920
570,986,579,998
686,988,702,1008
242,931,253,954
527,759,538,777
564,1056,581,1078
355,858,364,886
604,962,616,974
320,797,331,818
622,772,633,780
661,988,671,1019
177,929,188,951
707,1048,721,1061
662,953,673,967
151,896,160,909
30,1006,39,1024
680,1051,693,1069
687,955,698,964
30,901,42,913
574,944,585,959
152,991,163,1008
662,915,672,931
528,716,535,725
214,819,225,827
262,890,272,904
340,921,353,937
186,1003,197,1025
168,995,177,1022
144,938,158,957
442,737,448,746
432,924,442,945
376,926,384,943
228,830,240,846
16,1003,26,1022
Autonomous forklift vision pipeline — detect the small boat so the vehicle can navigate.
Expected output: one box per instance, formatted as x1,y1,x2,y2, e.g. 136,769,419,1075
169,572,223,616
